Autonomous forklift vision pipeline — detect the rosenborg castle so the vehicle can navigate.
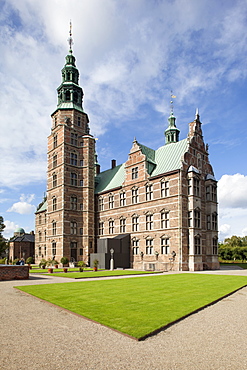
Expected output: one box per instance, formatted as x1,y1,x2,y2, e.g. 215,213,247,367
35,39,219,272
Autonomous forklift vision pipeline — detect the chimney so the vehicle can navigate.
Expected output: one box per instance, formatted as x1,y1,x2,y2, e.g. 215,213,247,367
111,159,116,169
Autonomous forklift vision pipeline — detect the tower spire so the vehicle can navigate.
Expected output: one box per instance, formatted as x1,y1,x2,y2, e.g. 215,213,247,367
165,91,180,144
68,20,74,54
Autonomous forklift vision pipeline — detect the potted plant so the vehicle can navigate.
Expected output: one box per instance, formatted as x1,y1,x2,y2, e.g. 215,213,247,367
39,259,47,269
26,256,33,269
60,256,69,272
52,259,59,268
46,258,54,273
93,259,99,271
78,260,86,272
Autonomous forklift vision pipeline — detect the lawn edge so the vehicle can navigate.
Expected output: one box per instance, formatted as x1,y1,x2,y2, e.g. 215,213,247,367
14,283,247,341
137,284,247,341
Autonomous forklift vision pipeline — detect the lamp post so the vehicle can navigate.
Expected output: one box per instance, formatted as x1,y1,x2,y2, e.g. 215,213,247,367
110,248,114,271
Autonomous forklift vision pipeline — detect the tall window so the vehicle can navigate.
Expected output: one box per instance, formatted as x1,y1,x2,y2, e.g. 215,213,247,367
132,188,139,204
146,239,153,254
53,173,57,187
132,239,139,255
207,214,211,230
70,153,77,166
161,237,170,254
212,185,217,202
146,184,153,201
52,197,57,211
71,173,77,186
52,222,56,236
120,218,126,233
188,178,192,195
161,181,169,197
161,212,169,229
39,231,42,242
78,116,81,127
53,154,57,168
120,192,126,206
188,211,192,227
109,195,114,209
39,215,42,225
70,221,77,235
71,196,77,210
193,178,200,196
132,216,139,232
53,135,57,148
52,242,56,256
213,237,218,255
109,220,114,234
132,167,138,179
71,133,78,146
194,209,201,228
146,214,153,230
99,222,104,235
99,197,104,211
194,236,201,254
212,212,217,231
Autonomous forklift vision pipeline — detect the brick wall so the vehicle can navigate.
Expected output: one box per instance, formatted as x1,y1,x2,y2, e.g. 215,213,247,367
0,265,29,281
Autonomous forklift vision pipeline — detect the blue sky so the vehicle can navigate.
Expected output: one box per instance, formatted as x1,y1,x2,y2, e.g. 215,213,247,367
1,0,247,241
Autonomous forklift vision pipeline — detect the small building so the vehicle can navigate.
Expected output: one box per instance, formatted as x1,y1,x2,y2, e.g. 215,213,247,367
9,228,35,262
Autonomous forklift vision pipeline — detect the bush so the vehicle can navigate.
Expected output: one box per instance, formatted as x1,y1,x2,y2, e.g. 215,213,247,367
26,256,33,264
0,258,6,264
13,258,19,265
60,256,69,266
39,259,47,268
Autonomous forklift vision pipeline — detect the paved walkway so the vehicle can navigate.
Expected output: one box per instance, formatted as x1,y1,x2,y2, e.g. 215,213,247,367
1,268,247,370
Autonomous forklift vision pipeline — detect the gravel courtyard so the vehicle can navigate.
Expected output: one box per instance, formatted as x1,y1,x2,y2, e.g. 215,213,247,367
1,268,247,370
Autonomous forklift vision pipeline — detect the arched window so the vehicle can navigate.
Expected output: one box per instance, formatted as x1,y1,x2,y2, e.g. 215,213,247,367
52,173,57,188
65,90,70,101
52,197,57,211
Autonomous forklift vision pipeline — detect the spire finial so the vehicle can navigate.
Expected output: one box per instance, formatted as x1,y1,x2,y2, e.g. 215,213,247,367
170,91,176,115
195,108,200,121
68,20,74,54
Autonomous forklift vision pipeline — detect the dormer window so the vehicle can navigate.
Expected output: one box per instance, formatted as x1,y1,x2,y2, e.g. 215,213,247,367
132,167,138,179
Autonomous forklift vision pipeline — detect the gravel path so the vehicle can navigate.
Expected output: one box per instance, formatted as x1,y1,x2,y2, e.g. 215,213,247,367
1,269,247,370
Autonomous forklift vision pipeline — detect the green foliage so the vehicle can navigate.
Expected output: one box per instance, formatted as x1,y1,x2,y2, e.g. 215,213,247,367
93,259,99,267
219,236,247,262
0,216,7,255
26,256,33,264
77,260,86,267
13,258,19,265
39,259,47,268
17,274,247,339
0,258,6,264
60,256,69,266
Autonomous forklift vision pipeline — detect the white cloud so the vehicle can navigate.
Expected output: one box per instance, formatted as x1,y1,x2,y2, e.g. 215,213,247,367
3,220,19,238
7,194,36,215
218,174,247,209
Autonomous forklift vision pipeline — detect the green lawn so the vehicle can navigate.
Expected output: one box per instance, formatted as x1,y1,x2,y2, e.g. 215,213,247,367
220,262,247,269
16,274,247,339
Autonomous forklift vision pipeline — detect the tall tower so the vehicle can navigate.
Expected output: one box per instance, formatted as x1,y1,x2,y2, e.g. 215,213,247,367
46,25,95,263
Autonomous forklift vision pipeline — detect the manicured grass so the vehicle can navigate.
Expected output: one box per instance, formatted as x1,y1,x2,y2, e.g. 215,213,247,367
220,262,247,269
30,267,93,273
47,270,160,278
16,274,247,339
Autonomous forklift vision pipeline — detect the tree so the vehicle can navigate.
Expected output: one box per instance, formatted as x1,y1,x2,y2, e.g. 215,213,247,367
0,216,7,255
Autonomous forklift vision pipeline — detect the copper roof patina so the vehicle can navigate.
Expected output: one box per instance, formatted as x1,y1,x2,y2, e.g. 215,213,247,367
95,138,189,194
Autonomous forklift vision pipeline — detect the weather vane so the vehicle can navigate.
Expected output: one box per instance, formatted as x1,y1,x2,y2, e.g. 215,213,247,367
170,91,176,115
68,20,74,53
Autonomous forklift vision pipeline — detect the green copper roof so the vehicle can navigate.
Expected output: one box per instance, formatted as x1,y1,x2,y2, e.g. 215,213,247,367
55,102,84,112
151,138,188,176
95,138,189,194
35,200,47,213
95,164,125,193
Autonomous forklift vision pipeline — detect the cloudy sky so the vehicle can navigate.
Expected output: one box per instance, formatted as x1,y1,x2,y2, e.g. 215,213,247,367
1,0,247,241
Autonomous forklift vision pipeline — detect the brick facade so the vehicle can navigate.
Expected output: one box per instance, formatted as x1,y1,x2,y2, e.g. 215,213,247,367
35,49,219,271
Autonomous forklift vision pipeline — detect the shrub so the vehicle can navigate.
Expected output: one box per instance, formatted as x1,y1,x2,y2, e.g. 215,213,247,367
39,259,47,268
60,257,69,266
13,258,19,265
26,256,33,264
0,258,6,264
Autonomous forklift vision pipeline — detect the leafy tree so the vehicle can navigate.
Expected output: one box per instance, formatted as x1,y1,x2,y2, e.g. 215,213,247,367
0,216,7,255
